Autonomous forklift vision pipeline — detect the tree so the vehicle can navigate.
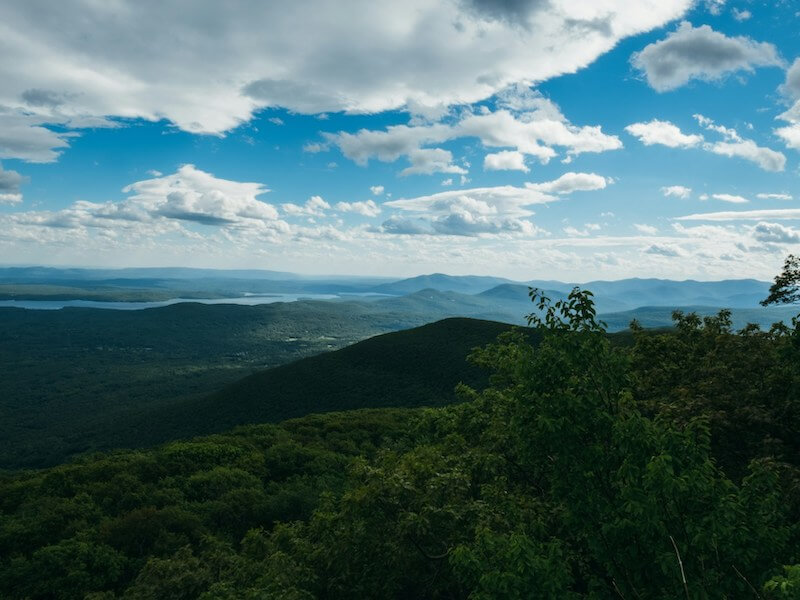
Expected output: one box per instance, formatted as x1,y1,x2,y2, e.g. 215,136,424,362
762,254,800,306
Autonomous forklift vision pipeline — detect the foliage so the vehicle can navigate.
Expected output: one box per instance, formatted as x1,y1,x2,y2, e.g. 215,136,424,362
0,309,512,469
1,288,799,597
763,254,800,306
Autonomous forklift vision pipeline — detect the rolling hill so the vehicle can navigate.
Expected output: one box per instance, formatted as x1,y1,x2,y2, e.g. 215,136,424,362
369,273,514,295
113,318,528,448
0,314,524,469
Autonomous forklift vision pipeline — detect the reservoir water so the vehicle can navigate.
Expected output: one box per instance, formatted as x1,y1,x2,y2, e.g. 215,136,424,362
0,294,340,310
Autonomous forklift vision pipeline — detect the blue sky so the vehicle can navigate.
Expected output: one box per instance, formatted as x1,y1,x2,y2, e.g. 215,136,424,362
1,0,799,280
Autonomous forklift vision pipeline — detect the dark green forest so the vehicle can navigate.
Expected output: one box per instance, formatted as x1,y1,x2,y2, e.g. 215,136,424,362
1,284,799,598
0,301,442,469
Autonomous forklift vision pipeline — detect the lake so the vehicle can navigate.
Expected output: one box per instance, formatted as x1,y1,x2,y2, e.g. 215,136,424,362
0,294,340,310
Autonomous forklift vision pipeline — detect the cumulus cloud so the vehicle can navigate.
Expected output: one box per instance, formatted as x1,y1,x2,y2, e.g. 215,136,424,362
526,172,611,194
323,97,621,175
484,150,529,172
369,185,384,196
563,223,601,237
0,162,26,205
0,165,299,259
387,185,551,217
732,8,751,21
661,185,692,198
282,195,331,217
381,211,542,237
752,221,800,244
0,0,691,161
379,172,609,237
632,22,783,92
634,223,658,235
775,77,800,149
400,148,467,176
775,119,800,150
693,114,786,171
118,165,280,226
706,138,786,171
625,120,703,147
0,110,74,163
381,184,556,237
644,243,685,257
783,58,800,99
626,114,785,171
335,199,382,217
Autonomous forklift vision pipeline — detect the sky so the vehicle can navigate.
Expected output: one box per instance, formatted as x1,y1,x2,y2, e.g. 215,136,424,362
1,0,799,281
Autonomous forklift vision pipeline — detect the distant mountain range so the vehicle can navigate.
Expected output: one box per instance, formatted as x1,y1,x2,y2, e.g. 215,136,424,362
0,266,779,311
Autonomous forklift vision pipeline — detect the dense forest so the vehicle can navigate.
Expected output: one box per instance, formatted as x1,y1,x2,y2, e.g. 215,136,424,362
1,282,799,598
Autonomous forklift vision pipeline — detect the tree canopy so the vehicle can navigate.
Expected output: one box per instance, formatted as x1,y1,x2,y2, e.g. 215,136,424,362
763,254,800,306
1,288,799,598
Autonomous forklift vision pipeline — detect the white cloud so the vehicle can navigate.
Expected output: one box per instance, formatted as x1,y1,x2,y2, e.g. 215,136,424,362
381,212,542,237
303,142,328,153
705,0,726,15
694,114,786,171
0,0,691,161
526,172,611,194
0,110,74,163
399,148,467,176
783,58,800,99
775,121,800,150
387,185,552,218
456,106,622,158
625,120,703,147
644,243,685,257
441,178,453,186
634,223,658,235
0,162,26,205
710,193,748,204
631,22,782,92
268,117,284,125
380,173,608,238
706,138,786,171
123,165,282,226
563,226,589,237
323,99,621,175
381,184,556,237
483,150,528,172
562,223,601,237
0,165,296,254
661,185,692,198
282,195,331,217
752,222,800,244
732,8,751,21
756,193,793,201
369,185,384,196
335,199,382,217
677,208,800,221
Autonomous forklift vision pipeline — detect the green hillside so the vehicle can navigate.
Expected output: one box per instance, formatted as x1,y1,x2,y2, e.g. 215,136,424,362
0,301,428,469
117,318,528,447
0,292,797,599
0,311,521,469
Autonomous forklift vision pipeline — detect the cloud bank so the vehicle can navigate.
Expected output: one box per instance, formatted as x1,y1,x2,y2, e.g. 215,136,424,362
0,1,691,161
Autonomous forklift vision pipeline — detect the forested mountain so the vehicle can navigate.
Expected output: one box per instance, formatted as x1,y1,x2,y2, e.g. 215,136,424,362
0,267,775,310
1,290,798,598
3,281,799,470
